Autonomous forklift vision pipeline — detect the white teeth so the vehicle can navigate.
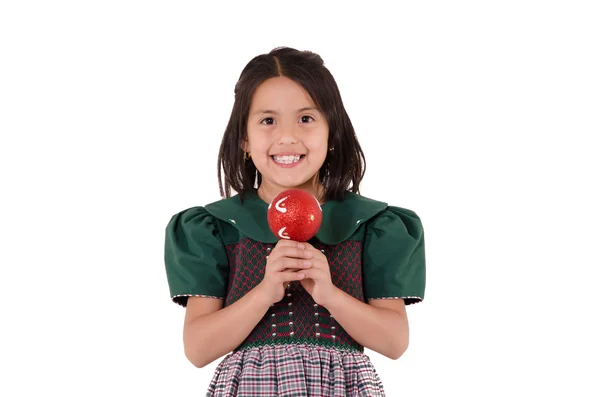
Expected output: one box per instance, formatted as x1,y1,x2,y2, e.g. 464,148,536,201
273,155,301,164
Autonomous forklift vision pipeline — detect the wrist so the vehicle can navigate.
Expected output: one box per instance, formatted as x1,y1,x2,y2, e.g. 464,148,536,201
321,285,344,311
250,283,274,311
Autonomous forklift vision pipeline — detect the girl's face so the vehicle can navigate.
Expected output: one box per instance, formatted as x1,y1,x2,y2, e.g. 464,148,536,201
244,76,329,201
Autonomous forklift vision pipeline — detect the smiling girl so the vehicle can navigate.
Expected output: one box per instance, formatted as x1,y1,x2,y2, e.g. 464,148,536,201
164,47,426,396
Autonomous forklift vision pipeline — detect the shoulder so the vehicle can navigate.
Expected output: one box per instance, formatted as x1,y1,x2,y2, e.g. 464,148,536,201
337,192,423,241
360,199,425,257
310,192,385,244
367,204,424,239
331,191,421,224
311,191,422,245
168,192,277,244
203,192,276,243
166,194,250,230
204,194,246,220
167,205,211,227
166,196,257,246
165,206,221,242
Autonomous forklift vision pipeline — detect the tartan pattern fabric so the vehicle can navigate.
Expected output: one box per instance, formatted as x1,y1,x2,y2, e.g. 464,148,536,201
224,239,267,306
323,241,364,302
206,344,386,396
223,239,365,352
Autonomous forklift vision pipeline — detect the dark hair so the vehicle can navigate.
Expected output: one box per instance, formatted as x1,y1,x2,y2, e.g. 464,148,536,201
217,47,365,202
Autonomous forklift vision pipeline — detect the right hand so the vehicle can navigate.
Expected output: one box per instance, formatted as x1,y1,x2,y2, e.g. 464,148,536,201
256,239,313,305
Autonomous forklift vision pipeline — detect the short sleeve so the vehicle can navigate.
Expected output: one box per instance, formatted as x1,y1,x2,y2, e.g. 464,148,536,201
362,207,426,304
164,207,229,307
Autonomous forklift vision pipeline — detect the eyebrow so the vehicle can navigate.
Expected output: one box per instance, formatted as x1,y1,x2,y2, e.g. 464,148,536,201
251,107,318,116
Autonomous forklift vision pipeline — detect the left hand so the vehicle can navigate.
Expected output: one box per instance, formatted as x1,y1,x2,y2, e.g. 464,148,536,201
297,243,338,307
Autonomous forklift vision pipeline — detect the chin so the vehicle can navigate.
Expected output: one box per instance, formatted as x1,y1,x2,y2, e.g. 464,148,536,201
272,176,318,190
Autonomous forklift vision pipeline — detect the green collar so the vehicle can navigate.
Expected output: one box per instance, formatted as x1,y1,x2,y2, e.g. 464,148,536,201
204,190,388,245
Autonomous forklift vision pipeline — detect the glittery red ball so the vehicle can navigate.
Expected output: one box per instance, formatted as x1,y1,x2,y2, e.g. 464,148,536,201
267,189,322,242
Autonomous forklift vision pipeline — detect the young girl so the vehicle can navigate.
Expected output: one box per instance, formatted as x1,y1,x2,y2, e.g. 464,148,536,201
164,47,426,396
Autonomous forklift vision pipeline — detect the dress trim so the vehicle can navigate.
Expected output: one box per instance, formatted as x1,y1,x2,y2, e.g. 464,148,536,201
172,294,223,307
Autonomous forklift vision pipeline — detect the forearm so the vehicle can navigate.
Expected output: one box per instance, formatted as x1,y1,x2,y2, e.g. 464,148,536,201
323,287,409,359
184,286,271,367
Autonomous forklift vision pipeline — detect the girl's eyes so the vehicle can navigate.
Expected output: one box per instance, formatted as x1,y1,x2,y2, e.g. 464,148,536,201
259,116,315,125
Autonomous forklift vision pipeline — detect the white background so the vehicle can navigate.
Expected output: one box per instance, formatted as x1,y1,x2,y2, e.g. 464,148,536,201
1,1,599,396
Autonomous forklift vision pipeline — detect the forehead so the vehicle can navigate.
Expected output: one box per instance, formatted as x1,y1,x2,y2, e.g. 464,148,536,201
250,76,316,111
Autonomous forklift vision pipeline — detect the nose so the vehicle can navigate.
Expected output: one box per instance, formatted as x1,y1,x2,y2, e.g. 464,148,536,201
276,122,298,145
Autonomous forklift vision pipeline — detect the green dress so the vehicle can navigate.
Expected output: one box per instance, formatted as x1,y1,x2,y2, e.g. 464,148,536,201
164,189,426,396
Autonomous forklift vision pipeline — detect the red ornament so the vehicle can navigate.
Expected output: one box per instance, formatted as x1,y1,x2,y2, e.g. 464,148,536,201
267,189,322,242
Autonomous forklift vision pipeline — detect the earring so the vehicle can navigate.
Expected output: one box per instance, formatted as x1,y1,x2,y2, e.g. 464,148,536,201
244,151,251,160
329,147,334,153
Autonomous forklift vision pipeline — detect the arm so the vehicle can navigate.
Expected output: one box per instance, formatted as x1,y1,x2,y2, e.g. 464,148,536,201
183,286,271,368
326,208,424,359
323,289,409,360
298,243,410,360
183,240,309,368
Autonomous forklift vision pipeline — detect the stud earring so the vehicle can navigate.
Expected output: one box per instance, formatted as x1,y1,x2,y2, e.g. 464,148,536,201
329,147,334,153
244,151,251,160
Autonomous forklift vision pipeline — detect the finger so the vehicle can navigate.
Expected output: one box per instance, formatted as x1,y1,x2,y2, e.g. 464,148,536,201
309,254,330,270
301,241,314,249
274,239,304,249
274,240,315,255
269,247,313,261
277,270,306,282
299,242,325,257
271,257,311,272
281,270,297,289
298,268,325,281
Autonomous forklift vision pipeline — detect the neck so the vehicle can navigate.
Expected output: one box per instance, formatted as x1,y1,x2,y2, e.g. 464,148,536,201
257,180,325,205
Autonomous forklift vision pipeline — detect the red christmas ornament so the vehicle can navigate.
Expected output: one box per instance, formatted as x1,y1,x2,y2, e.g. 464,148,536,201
267,189,322,242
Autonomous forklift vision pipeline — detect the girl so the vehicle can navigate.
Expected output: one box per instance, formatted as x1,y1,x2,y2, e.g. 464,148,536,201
164,47,426,396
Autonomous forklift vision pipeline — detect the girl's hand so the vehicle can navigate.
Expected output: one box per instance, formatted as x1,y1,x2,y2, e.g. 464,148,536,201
298,243,338,307
256,240,312,305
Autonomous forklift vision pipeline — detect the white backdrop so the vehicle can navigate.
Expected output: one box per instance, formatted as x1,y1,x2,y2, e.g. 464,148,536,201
1,1,599,396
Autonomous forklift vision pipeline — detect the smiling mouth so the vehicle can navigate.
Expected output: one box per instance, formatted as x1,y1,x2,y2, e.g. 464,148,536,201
271,154,306,164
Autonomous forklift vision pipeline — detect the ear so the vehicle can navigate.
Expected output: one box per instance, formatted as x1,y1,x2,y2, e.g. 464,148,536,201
241,138,249,153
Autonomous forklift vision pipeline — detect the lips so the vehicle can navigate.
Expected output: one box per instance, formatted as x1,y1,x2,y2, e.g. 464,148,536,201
271,154,305,164
270,153,306,168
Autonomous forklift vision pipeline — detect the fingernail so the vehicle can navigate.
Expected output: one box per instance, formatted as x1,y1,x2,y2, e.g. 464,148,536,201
303,261,311,267
298,243,304,249
298,272,305,279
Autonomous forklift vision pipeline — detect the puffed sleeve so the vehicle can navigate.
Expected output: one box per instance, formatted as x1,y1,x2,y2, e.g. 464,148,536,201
164,207,229,307
362,206,426,304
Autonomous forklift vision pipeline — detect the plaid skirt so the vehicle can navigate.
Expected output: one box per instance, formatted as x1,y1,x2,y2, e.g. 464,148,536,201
206,343,386,396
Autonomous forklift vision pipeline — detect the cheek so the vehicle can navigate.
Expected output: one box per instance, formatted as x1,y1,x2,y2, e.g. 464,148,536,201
307,144,328,162
306,130,329,157
246,132,271,154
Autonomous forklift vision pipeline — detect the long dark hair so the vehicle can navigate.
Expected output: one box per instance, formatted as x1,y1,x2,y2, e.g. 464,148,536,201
217,47,365,201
